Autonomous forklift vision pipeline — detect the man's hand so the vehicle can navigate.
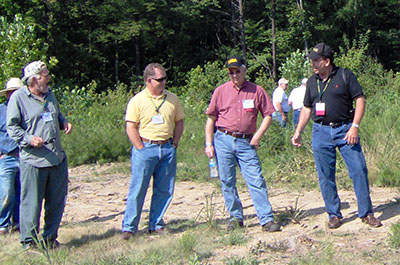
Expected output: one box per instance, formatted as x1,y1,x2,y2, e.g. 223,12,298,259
281,112,287,122
249,134,262,149
64,122,73,134
343,126,359,145
31,136,44,148
291,131,302,147
205,146,214,158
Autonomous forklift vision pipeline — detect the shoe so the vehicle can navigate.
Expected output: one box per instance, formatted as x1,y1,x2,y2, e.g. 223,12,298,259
21,241,37,250
0,228,8,235
328,216,343,229
227,219,244,231
148,228,165,235
262,221,281,232
121,231,135,240
361,214,383,228
42,239,60,249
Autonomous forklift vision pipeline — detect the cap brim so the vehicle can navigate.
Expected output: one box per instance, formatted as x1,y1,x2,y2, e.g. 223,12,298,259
307,52,321,60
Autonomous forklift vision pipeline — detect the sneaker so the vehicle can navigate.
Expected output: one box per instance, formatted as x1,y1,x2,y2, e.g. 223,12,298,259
262,221,281,232
227,219,244,231
0,228,8,235
121,231,135,240
328,216,343,229
361,214,383,228
21,241,37,250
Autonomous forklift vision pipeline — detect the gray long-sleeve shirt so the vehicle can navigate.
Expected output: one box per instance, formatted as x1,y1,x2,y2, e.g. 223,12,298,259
7,86,67,167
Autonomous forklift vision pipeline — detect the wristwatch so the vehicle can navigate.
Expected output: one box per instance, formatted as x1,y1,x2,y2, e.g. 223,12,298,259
351,123,359,128
205,142,213,147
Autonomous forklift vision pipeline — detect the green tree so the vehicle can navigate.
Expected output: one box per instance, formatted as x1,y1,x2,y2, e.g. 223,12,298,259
0,14,56,89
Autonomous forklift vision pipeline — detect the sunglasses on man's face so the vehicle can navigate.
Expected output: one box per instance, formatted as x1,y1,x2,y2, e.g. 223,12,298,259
152,76,167,82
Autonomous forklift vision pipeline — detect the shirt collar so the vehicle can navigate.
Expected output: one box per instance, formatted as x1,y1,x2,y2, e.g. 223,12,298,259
145,87,167,99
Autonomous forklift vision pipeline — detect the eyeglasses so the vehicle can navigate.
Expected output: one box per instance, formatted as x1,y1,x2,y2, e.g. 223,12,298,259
229,69,241,75
152,76,167,82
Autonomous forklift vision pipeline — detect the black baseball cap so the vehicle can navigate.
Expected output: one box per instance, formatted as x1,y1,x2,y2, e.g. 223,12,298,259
308,43,333,60
226,55,245,68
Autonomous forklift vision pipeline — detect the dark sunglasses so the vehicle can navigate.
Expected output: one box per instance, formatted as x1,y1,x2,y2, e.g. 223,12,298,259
152,76,167,82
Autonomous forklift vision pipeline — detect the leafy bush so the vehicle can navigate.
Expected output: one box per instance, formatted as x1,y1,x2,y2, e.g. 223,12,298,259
278,49,311,90
57,83,132,166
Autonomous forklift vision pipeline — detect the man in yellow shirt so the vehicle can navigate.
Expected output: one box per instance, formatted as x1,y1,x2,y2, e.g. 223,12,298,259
121,63,184,239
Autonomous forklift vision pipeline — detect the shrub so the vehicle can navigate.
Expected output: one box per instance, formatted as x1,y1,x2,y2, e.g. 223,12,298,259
58,83,132,166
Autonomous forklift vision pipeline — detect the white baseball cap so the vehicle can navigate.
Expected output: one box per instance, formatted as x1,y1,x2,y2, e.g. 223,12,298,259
21,61,46,82
0,78,23,96
278,78,289,85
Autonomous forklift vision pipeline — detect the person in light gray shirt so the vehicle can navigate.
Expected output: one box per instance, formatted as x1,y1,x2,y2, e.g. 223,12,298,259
7,61,72,249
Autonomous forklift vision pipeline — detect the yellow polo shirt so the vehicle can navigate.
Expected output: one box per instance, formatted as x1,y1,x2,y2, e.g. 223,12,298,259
125,88,185,141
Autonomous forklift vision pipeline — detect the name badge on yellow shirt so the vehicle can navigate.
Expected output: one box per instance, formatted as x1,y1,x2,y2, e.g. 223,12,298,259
152,114,164,124
242,99,255,110
315,102,326,116
41,112,53,122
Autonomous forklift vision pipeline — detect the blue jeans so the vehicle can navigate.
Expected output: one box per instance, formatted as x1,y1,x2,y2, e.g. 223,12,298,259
312,122,372,218
214,130,274,225
272,112,288,127
19,158,68,243
122,141,176,233
0,155,20,229
293,109,301,127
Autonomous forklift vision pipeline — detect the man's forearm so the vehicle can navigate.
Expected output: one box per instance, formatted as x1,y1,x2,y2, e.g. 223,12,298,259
172,119,184,146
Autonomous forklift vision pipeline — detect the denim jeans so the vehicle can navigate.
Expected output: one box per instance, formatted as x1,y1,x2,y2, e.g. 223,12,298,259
312,122,372,218
214,130,274,225
272,112,288,127
293,109,301,127
0,155,20,229
19,158,68,243
122,141,176,233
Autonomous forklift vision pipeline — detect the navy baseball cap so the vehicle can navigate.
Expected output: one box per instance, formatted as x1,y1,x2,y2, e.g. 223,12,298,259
226,55,245,68
308,43,333,59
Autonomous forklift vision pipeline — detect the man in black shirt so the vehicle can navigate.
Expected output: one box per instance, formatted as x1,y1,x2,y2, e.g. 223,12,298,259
291,43,382,229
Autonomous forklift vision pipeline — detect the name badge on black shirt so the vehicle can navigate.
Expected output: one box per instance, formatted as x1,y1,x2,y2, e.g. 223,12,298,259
315,102,326,116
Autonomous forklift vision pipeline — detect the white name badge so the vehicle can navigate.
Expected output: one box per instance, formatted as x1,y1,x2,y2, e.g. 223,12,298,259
242,99,255,109
151,114,164,124
315,102,326,116
41,112,53,122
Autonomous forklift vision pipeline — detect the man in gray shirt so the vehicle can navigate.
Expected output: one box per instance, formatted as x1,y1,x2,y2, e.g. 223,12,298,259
7,61,72,249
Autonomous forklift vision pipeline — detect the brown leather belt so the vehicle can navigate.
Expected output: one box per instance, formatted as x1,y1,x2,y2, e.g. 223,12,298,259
141,137,171,145
217,128,252,139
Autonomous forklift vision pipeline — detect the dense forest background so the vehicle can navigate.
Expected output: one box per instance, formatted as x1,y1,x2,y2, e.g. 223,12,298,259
1,0,399,91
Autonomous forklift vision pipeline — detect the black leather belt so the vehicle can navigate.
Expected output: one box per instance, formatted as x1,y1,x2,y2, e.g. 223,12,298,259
217,128,252,139
319,121,350,128
141,138,171,145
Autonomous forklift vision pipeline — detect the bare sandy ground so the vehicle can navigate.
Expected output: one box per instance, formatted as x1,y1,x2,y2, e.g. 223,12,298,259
62,162,400,264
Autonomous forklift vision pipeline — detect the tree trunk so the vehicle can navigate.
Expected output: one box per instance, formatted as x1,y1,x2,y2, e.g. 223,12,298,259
271,0,276,81
238,0,246,60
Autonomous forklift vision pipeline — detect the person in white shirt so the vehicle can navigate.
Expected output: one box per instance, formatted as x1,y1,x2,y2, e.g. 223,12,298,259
272,78,290,127
288,78,308,127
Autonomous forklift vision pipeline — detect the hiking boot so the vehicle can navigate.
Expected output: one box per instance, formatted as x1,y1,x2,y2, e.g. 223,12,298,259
262,221,281,232
121,231,135,240
328,216,342,229
227,219,244,231
361,214,383,228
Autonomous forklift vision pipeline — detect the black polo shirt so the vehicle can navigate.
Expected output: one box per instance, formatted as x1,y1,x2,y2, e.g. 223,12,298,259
304,66,364,124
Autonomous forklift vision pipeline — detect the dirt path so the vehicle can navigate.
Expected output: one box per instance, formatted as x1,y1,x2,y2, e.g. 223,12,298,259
62,162,400,263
